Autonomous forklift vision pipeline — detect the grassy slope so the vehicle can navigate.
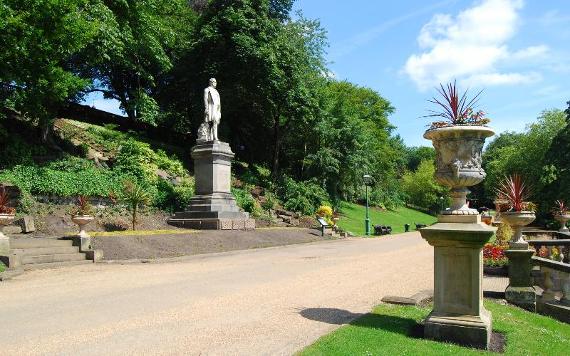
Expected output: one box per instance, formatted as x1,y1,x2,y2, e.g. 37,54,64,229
302,301,570,355
337,202,437,236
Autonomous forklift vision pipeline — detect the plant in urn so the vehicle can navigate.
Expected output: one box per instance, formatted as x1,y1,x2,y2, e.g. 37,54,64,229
552,200,570,233
496,175,535,250
423,81,494,214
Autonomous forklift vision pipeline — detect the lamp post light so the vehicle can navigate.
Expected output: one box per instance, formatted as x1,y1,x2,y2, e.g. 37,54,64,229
439,196,444,213
363,174,373,236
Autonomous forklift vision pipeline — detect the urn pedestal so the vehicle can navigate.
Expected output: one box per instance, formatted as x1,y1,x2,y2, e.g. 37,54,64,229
169,141,254,230
420,215,495,349
71,215,94,252
421,126,495,349
505,249,536,311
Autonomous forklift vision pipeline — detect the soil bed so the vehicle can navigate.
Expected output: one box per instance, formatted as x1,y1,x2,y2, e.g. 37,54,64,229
92,228,329,260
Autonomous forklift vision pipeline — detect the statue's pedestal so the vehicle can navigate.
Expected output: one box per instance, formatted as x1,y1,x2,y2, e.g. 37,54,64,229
169,141,254,230
420,215,495,349
505,249,536,311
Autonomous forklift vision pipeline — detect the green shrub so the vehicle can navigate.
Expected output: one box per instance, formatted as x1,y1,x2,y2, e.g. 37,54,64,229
278,177,329,216
0,261,5,273
261,192,279,211
232,187,262,217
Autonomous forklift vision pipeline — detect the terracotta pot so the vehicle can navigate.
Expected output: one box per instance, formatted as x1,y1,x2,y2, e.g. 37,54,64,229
0,213,15,239
500,211,536,249
424,126,494,215
554,214,570,233
72,215,94,238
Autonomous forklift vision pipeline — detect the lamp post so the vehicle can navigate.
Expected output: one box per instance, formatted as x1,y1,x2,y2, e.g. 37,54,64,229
363,174,373,236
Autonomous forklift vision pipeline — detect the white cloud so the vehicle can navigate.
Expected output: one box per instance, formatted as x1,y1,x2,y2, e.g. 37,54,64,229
404,0,547,90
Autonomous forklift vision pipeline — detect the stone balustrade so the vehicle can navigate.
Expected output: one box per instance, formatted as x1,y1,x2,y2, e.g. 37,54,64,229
531,254,570,323
527,239,570,263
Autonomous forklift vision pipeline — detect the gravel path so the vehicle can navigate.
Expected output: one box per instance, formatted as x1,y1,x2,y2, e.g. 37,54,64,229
0,232,434,355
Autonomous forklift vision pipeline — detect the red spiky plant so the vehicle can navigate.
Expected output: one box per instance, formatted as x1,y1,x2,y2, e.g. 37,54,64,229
553,200,569,216
0,186,15,215
425,80,489,129
496,175,530,212
72,195,93,216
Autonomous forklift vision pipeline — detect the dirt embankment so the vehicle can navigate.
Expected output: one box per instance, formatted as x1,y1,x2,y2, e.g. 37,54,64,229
92,228,328,261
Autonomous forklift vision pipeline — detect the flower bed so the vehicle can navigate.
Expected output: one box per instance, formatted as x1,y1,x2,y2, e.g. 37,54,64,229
484,243,508,275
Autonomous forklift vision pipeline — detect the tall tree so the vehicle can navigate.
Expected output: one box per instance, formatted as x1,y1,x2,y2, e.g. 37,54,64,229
84,0,196,124
0,0,111,139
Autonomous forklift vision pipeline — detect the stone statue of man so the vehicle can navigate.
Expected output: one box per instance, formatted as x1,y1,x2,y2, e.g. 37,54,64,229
202,78,221,141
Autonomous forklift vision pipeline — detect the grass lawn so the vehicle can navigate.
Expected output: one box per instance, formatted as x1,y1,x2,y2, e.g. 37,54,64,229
301,301,570,355
337,202,437,236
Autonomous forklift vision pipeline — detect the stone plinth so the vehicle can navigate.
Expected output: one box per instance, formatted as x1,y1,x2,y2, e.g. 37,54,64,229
505,249,536,311
169,141,254,230
420,215,495,349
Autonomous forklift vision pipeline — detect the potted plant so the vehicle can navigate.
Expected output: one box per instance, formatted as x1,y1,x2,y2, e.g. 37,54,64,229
0,185,16,240
552,200,570,233
496,174,535,249
70,195,94,238
423,81,494,215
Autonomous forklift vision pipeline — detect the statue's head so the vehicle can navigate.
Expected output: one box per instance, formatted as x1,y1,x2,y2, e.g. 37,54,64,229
209,78,217,88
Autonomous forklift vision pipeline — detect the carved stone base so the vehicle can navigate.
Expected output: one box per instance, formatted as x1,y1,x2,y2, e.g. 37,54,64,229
424,309,492,349
505,249,536,311
168,218,255,230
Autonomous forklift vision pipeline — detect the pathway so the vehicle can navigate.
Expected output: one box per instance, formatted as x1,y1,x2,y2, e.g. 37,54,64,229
0,232,502,355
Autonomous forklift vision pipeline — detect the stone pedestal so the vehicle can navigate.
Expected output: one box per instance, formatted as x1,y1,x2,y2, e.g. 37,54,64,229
169,141,254,230
420,215,495,349
505,249,536,311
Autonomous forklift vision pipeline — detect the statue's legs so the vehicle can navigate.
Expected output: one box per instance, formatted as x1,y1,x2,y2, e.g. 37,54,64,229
212,122,218,141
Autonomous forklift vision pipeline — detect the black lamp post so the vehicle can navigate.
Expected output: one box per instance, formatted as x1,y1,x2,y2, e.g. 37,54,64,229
363,174,373,236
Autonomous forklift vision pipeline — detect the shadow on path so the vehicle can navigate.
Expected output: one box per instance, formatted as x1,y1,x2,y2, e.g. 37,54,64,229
299,307,422,338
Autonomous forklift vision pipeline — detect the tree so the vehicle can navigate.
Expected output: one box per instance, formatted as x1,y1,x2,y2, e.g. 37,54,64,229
0,0,111,139
83,0,196,124
401,160,448,213
122,180,151,230
405,146,435,172
177,0,326,176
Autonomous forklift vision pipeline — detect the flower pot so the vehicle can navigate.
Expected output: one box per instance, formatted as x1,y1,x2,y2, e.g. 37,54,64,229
500,211,536,250
72,215,94,238
554,214,570,233
424,126,494,215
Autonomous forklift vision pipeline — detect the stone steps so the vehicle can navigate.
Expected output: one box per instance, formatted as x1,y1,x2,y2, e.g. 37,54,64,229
8,238,93,271
11,246,80,256
22,252,87,265
10,238,72,249
23,260,93,271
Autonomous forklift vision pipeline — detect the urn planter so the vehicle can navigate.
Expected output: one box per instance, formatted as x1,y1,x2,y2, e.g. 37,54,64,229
421,125,496,349
500,211,536,250
554,214,570,233
424,126,495,215
0,213,15,256
72,215,94,238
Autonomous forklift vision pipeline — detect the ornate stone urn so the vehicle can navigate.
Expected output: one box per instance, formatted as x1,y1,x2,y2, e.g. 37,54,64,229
500,211,536,250
554,214,570,233
72,215,94,239
421,124,496,349
424,126,495,215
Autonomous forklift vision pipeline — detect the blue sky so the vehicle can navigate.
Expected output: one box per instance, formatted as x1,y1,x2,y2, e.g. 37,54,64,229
294,0,570,146
87,0,570,147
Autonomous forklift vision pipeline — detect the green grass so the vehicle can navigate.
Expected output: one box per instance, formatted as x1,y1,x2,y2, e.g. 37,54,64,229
337,202,437,236
301,301,570,355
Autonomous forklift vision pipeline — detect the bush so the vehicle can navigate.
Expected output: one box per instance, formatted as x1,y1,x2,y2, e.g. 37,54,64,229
316,205,334,225
232,187,262,217
277,177,329,216
261,192,279,211
495,222,513,246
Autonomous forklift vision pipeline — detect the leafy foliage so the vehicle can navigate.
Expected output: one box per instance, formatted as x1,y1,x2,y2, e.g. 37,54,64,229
0,186,15,214
401,160,448,213
70,195,94,216
277,177,328,216
496,174,530,212
121,179,151,230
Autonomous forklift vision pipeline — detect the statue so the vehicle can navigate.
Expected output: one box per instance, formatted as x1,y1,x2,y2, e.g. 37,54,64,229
199,78,221,142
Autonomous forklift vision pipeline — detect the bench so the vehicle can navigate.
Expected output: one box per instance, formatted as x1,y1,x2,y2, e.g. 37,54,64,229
374,225,392,236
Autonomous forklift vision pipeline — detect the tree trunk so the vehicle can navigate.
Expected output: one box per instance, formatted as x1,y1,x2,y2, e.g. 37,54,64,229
272,119,281,178
132,205,137,231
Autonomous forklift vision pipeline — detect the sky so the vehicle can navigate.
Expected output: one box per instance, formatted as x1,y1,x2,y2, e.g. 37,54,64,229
86,0,570,147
